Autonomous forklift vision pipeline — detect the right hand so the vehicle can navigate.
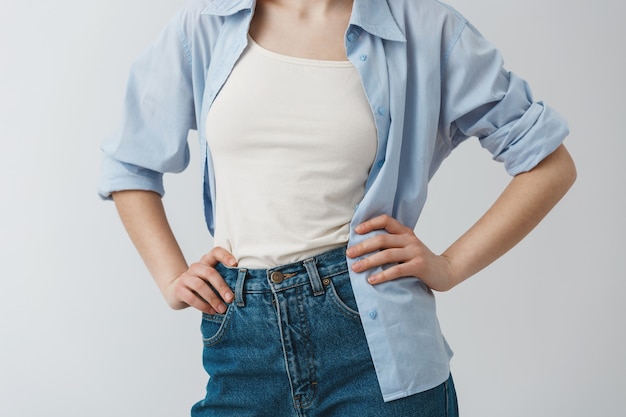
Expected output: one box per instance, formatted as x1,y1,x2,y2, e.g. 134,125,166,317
165,247,238,314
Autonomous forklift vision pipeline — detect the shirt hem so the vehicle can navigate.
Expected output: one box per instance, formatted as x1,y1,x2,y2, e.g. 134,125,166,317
380,372,452,403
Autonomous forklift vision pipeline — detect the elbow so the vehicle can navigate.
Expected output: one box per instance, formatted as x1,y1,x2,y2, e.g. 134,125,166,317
543,144,577,200
521,144,577,199
558,145,577,192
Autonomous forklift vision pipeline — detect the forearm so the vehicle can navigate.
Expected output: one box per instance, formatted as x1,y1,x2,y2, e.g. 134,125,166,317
112,190,189,308
442,144,577,288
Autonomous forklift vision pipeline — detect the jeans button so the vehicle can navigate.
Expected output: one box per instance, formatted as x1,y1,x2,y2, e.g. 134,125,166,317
270,271,284,284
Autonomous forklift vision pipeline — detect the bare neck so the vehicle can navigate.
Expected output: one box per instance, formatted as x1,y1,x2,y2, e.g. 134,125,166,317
249,0,353,61
257,0,353,16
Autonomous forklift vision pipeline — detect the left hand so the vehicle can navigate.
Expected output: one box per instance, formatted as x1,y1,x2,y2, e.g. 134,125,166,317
346,214,455,292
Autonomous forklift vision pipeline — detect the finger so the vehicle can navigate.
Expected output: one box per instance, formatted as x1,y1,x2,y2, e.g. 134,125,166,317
351,247,410,273
187,291,219,315
174,281,219,314
201,246,238,267
354,214,409,235
189,262,234,306
347,233,407,258
367,262,420,285
188,276,230,314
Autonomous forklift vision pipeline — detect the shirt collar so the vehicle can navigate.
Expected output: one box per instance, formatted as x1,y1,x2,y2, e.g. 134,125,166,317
202,0,405,42
350,0,406,42
201,0,254,16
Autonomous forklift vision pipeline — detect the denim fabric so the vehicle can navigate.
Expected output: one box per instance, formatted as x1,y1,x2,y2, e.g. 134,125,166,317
191,246,458,417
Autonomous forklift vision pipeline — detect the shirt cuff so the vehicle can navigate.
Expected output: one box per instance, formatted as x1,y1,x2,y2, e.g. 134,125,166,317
98,153,165,200
481,101,570,176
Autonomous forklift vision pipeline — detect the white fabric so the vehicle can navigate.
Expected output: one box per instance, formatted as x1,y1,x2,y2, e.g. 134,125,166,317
206,37,377,268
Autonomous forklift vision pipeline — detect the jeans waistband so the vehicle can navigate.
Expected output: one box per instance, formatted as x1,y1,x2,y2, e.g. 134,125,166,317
215,246,349,307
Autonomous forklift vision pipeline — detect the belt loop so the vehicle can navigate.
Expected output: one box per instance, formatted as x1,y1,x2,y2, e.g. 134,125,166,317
235,268,247,307
303,258,324,296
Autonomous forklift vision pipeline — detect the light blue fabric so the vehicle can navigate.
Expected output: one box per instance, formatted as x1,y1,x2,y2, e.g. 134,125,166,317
99,0,569,402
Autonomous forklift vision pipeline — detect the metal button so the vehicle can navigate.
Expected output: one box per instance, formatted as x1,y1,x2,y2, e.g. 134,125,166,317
270,271,284,284
322,278,331,286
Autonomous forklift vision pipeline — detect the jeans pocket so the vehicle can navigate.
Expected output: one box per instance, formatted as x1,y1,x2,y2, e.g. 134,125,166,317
200,306,233,347
325,274,361,321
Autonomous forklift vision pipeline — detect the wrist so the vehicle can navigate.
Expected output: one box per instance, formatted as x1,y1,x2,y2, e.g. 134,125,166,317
436,253,461,292
163,275,189,311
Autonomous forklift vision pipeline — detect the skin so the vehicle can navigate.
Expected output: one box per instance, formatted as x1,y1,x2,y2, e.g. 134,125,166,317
347,145,576,291
112,0,577,315
248,0,352,61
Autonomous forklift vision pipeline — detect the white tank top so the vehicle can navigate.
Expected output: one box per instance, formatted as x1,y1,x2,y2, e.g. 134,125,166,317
206,37,377,268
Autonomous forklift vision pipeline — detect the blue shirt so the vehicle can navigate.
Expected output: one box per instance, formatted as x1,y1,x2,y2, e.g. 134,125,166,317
99,0,569,402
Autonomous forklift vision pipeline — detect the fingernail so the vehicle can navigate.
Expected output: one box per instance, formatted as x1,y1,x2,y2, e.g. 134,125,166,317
368,275,378,284
223,292,234,302
346,247,355,257
228,258,238,267
352,261,362,272
217,304,227,314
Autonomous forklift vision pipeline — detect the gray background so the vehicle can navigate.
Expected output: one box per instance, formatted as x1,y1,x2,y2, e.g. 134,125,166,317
1,0,624,416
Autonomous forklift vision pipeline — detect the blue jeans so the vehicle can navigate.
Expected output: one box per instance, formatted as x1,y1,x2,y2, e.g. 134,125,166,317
191,246,458,417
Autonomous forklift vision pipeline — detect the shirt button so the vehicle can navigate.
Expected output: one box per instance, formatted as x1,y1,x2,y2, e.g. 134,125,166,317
347,32,357,42
377,106,386,116
360,54,368,61
270,271,284,284
368,310,378,320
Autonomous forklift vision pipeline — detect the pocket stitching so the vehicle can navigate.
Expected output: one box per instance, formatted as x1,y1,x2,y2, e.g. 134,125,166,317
326,281,361,321
201,305,234,347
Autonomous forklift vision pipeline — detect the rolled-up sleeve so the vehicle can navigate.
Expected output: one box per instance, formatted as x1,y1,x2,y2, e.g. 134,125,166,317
98,11,196,199
440,22,569,175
